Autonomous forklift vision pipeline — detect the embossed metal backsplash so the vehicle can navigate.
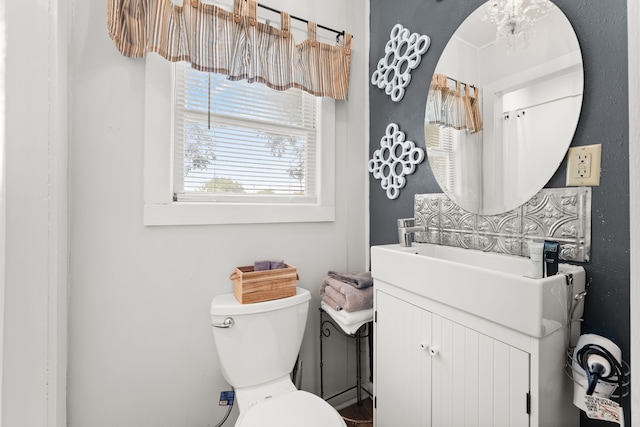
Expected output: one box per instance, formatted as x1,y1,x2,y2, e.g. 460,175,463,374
414,188,591,262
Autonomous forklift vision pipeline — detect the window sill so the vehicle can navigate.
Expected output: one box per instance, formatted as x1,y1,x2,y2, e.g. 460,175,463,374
143,202,335,226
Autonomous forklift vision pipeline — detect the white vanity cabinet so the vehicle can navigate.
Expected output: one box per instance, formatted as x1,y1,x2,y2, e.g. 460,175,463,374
375,289,529,427
371,243,584,427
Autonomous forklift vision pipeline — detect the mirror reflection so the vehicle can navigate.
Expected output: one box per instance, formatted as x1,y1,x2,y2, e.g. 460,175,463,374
424,1,583,215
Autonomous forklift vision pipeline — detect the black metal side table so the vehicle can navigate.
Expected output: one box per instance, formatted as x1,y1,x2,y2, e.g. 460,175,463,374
319,307,373,405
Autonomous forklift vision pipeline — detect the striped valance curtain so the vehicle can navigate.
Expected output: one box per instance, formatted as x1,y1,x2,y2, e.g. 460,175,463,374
107,0,353,99
425,73,483,134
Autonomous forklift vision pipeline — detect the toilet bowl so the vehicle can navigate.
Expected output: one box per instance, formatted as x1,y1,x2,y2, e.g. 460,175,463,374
210,287,347,427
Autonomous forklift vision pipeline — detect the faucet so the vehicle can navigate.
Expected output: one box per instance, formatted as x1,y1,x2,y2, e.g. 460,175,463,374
397,218,427,247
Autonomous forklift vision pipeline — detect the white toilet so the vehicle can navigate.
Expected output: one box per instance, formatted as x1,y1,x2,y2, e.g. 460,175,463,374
210,287,347,427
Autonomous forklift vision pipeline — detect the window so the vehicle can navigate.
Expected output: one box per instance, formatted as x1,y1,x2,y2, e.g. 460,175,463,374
174,64,320,204
143,53,335,226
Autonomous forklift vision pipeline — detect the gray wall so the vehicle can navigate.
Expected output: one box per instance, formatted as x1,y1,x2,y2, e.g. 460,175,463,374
369,1,630,424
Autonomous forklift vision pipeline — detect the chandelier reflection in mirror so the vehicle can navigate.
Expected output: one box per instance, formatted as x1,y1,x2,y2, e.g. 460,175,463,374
483,0,553,49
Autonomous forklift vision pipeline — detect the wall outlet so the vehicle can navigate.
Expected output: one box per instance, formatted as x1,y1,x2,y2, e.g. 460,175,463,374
566,144,601,186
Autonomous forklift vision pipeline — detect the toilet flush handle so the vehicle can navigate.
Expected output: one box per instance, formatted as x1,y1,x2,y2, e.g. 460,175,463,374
213,317,234,328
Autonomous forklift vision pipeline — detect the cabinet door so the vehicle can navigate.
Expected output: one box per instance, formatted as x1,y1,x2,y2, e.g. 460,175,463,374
375,291,432,427
431,314,530,427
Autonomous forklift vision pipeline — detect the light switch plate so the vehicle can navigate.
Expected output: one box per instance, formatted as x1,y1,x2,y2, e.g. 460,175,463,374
566,144,601,186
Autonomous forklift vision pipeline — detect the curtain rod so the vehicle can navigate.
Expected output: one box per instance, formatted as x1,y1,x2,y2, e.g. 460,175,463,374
446,76,476,90
504,93,583,117
254,2,347,42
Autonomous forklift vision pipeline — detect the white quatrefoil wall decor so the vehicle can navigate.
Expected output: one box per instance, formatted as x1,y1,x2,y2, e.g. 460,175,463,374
371,24,431,102
369,123,425,200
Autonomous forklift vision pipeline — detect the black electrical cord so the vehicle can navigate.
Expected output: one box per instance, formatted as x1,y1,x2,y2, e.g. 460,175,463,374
214,388,235,427
214,403,233,427
575,344,624,399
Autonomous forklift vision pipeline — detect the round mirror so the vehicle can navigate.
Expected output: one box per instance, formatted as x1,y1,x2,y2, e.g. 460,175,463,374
424,1,583,215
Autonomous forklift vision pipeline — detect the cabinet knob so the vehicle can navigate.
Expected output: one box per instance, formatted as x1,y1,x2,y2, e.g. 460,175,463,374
419,342,429,351
429,346,439,357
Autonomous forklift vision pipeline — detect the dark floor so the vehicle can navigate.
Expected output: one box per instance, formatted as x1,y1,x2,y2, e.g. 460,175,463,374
338,398,373,427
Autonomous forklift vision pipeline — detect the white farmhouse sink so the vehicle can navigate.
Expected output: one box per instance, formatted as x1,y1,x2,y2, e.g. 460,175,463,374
371,243,586,338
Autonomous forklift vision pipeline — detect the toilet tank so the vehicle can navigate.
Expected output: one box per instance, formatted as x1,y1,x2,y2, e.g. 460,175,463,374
210,287,311,388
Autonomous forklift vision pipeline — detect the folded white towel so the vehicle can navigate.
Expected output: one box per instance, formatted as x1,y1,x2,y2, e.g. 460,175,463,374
320,301,373,335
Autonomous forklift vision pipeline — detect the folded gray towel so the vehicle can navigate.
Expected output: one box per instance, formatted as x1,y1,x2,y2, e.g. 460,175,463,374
254,260,271,271
270,259,285,269
320,277,373,312
254,259,285,271
328,271,373,289
321,293,343,311
323,286,346,310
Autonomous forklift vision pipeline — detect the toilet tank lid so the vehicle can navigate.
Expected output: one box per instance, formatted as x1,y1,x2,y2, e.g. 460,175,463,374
210,287,311,316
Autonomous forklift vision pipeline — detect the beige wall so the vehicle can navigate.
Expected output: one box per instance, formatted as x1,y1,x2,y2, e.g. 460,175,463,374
66,1,369,426
2,0,368,426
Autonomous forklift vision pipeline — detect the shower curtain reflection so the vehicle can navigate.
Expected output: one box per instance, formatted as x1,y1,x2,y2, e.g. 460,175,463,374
503,110,530,205
499,93,582,210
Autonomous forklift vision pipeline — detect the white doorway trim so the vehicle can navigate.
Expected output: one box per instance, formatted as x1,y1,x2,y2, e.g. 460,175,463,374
3,1,68,425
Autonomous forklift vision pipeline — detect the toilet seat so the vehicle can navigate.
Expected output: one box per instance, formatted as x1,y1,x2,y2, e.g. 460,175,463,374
236,390,347,427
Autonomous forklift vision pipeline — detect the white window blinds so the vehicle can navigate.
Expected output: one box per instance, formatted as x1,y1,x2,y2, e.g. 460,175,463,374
173,62,321,204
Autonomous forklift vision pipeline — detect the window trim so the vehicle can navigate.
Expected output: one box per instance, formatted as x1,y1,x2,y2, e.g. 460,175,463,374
143,53,335,226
